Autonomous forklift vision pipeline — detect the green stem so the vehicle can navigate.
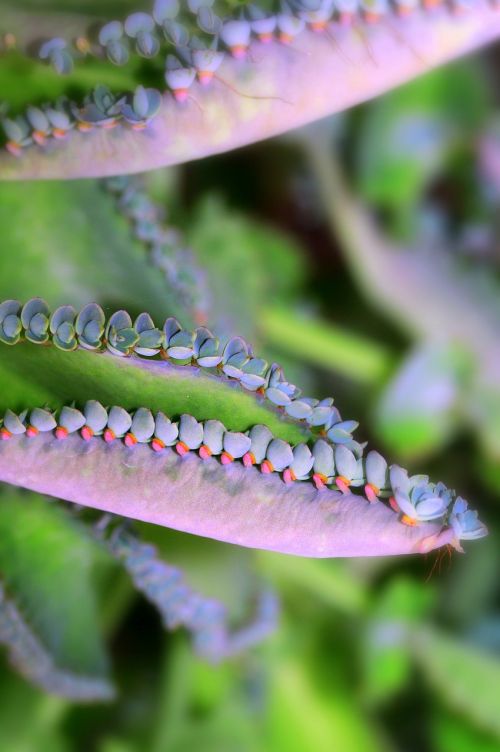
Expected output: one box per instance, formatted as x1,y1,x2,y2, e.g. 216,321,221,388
260,305,392,385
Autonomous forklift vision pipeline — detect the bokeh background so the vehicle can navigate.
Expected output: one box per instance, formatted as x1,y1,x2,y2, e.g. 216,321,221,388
0,8,500,751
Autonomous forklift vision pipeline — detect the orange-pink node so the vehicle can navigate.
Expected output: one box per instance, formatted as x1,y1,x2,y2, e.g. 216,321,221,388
103,428,116,443
364,483,379,503
173,89,189,103
52,128,68,140
389,496,400,513
230,45,248,58
197,71,214,85
81,425,94,441
336,476,351,494
176,441,189,457
312,473,326,490
6,142,22,157
243,452,256,467
32,132,47,146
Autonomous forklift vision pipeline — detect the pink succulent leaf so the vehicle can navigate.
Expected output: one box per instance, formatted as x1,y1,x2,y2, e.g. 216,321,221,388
1,5,499,179
0,433,450,558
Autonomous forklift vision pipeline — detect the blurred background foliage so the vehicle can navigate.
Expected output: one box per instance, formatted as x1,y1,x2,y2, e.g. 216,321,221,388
0,14,500,752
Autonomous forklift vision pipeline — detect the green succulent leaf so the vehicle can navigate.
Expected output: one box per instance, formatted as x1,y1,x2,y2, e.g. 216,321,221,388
0,180,184,323
0,342,305,444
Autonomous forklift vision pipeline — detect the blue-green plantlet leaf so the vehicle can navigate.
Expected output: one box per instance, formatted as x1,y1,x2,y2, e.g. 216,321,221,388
50,305,78,351
105,310,139,356
20,298,50,344
0,300,22,346
106,405,132,439
202,419,225,456
38,37,73,75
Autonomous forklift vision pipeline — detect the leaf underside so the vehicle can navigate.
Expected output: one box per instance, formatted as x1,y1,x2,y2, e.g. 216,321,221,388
1,5,499,179
0,433,444,558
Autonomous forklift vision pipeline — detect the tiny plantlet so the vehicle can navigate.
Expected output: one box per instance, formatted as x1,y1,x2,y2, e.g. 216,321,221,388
0,0,496,704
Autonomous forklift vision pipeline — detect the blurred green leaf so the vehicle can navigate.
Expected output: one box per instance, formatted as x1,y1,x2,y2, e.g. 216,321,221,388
267,650,384,752
0,487,112,695
0,663,69,752
261,306,391,385
0,180,183,323
374,342,471,460
432,710,500,752
356,63,489,220
362,577,434,705
440,535,499,629
414,627,500,739
258,552,367,617
150,638,261,752
186,197,305,339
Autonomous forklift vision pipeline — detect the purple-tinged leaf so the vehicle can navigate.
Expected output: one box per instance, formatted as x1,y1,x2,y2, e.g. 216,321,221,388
0,434,451,558
1,7,499,179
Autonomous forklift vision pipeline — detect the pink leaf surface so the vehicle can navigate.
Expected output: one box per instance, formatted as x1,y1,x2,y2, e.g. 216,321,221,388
1,4,499,179
0,433,450,557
